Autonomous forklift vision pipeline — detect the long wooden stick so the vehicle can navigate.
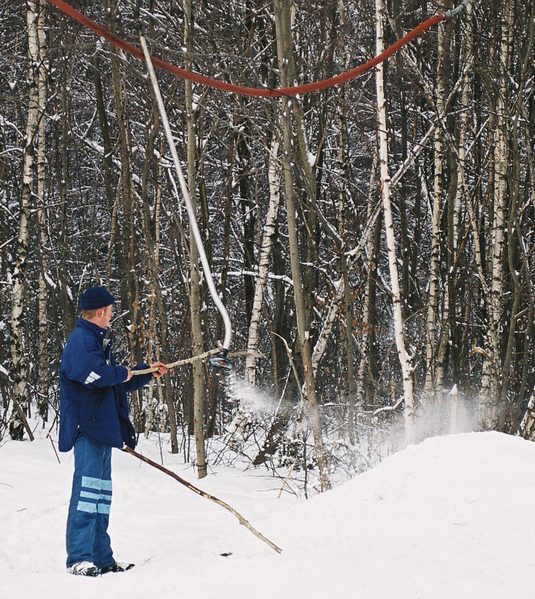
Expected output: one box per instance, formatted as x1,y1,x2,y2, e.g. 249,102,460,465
131,348,221,376
123,446,283,554
132,348,263,376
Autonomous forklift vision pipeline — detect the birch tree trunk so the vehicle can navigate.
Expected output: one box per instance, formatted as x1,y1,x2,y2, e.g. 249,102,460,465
9,0,41,441
274,0,330,491
245,137,281,386
422,11,448,403
480,0,513,429
36,0,49,423
375,0,414,441
185,0,207,478
226,137,281,447
518,391,535,441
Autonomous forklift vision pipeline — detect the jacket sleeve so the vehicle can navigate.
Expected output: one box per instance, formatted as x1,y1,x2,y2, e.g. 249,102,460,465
123,363,153,393
63,336,129,389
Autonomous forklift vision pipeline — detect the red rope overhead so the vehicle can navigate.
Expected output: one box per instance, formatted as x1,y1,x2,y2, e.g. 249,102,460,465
48,0,445,97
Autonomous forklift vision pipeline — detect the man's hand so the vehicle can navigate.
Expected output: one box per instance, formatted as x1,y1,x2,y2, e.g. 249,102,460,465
150,361,169,378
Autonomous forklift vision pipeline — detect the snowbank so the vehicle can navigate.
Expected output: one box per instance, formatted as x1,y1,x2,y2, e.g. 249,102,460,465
1,431,534,598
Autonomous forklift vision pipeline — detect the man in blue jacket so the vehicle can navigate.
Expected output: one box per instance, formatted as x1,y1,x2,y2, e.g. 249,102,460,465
59,285,168,576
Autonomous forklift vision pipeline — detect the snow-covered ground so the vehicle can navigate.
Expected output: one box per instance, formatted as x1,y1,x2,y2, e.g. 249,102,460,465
2,430,534,598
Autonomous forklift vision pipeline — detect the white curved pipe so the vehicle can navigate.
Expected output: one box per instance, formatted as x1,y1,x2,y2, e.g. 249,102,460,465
140,37,232,351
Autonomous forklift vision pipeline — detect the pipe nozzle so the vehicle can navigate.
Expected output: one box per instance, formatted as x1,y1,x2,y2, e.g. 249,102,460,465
208,348,233,372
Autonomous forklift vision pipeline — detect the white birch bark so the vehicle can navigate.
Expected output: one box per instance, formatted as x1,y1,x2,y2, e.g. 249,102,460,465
36,0,49,422
228,138,281,446
375,0,414,441
422,15,447,402
245,137,281,385
9,0,40,440
480,0,513,429
519,391,535,441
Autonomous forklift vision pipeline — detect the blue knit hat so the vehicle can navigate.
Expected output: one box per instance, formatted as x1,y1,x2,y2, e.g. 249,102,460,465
79,286,116,310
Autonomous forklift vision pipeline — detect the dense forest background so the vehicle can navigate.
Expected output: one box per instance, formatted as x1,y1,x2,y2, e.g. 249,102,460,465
1,0,534,485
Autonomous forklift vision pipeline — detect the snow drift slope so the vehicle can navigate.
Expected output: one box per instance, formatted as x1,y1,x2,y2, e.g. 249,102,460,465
1,431,534,599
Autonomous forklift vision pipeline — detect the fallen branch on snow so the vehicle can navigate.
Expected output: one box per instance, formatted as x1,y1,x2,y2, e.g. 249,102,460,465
123,445,283,554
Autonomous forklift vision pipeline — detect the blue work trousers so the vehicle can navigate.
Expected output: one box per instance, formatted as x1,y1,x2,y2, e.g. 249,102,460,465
66,435,114,568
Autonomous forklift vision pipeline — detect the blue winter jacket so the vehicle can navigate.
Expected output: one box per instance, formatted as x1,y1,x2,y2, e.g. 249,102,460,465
59,318,153,452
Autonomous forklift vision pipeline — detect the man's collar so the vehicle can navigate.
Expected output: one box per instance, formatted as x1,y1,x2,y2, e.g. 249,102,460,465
76,317,108,337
